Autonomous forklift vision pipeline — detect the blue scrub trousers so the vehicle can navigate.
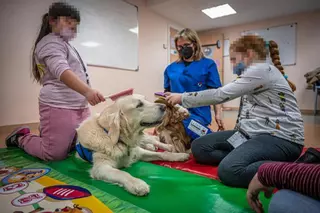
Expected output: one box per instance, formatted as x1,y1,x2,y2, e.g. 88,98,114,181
183,113,212,141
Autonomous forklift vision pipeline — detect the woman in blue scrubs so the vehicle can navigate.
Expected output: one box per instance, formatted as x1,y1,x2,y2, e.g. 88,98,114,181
164,28,224,141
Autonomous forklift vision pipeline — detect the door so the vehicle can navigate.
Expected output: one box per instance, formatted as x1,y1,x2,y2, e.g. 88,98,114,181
169,27,179,63
199,33,224,84
199,33,225,116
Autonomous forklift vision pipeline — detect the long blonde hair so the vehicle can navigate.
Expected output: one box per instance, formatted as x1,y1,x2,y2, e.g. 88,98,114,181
174,28,204,61
230,35,296,92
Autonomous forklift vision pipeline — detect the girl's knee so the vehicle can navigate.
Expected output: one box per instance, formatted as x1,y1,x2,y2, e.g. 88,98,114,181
217,160,233,185
191,136,224,165
41,140,73,161
42,150,68,161
218,159,246,187
218,161,253,188
191,138,202,156
191,138,208,163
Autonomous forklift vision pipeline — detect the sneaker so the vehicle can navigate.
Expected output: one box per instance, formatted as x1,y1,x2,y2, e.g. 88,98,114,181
295,148,320,164
5,126,30,147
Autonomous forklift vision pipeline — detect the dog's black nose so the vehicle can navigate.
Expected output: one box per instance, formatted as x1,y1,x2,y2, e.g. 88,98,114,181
159,104,166,111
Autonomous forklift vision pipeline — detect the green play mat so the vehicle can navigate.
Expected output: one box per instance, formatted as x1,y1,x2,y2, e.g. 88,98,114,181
0,148,270,213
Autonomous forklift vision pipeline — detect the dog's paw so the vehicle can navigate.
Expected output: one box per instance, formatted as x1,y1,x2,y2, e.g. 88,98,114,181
174,153,190,161
162,152,190,162
177,106,190,118
144,143,158,151
124,178,150,196
165,144,175,152
158,143,174,152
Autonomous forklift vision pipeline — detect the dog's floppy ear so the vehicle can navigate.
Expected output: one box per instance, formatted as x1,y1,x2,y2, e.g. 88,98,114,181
97,103,121,146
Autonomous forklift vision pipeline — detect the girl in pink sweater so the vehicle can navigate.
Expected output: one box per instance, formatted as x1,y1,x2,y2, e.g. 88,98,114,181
6,2,105,161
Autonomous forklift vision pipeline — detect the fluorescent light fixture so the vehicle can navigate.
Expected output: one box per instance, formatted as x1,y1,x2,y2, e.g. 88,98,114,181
129,27,138,34
81,41,101,47
202,4,236,19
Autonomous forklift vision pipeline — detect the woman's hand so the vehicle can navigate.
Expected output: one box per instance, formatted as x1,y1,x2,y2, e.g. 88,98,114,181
214,104,225,131
85,89,105,106
247,173,273,213
215,112,225,131
165,92,182,105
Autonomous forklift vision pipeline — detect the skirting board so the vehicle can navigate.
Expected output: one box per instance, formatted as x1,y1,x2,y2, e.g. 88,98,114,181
0,123,39,134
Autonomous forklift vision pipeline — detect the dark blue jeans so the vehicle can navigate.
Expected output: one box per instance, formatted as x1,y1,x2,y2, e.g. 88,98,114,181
191,131,303,188
269,190,320,213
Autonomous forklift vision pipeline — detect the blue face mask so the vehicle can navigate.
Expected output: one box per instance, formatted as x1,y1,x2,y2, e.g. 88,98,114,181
233,62,246,76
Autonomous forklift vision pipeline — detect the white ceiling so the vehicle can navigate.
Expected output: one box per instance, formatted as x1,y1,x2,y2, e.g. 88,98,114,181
147,0,320,31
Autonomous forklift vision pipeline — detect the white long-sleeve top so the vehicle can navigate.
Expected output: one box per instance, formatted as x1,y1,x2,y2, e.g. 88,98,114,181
182,63,304,145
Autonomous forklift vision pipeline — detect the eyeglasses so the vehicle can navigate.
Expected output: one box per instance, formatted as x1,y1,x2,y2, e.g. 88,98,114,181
176,43,193,50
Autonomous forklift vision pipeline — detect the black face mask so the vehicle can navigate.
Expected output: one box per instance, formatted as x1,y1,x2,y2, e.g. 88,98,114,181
179,46,194,60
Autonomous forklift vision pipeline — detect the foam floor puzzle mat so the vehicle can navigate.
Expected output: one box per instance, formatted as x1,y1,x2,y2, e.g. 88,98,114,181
0,148,270,213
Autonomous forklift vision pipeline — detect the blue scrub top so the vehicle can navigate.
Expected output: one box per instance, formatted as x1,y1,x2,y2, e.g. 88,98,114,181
164,57,222,125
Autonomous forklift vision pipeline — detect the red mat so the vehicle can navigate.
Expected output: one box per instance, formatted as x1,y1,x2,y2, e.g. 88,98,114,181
152,147,316,180
152,154,219,180
146,129,220,180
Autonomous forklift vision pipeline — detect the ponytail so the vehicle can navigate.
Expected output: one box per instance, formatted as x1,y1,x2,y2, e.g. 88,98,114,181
32,13,51,83
31,2,80,83
268,40,296,92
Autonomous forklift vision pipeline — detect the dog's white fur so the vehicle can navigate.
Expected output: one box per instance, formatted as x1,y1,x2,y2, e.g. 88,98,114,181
76,94,189,196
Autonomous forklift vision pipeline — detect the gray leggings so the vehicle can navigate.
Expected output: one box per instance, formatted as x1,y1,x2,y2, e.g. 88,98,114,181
191,130,303,188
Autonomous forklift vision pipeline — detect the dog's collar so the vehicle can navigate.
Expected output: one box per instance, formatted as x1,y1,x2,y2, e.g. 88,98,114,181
76,142,93,163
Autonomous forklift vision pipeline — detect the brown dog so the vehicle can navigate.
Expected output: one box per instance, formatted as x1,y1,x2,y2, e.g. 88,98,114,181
154,97,191,153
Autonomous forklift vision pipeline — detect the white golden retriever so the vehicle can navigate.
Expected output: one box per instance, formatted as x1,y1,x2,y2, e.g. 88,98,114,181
76,94,190,196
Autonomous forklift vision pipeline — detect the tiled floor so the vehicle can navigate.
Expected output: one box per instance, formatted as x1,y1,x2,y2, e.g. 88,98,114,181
1,111,319,148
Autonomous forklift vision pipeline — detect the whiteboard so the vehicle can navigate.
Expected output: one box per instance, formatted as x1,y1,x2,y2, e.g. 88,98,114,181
67,0,139,71
242,23,297,66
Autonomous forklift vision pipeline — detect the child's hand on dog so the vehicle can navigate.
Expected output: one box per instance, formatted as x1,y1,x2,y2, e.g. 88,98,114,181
165,92,182,105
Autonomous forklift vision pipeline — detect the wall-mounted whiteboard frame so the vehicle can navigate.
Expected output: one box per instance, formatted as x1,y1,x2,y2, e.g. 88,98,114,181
67,0,139,71
241,23,297,66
